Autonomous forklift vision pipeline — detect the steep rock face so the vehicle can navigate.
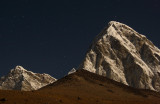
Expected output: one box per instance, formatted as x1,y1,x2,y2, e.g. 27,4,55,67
79,21,160,91
0,66,57,91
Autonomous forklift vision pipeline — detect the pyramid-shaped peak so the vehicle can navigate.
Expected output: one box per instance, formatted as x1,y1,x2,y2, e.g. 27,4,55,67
94,21,140,44
79,21,160,92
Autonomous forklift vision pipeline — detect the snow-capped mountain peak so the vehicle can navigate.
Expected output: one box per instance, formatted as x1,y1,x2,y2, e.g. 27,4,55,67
79,21,160,92
0,66,57,91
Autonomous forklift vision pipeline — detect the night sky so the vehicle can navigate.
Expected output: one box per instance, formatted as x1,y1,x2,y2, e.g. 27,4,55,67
0,0,160,79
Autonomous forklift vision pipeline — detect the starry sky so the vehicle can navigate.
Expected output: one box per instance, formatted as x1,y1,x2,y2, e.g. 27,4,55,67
0,0,160,79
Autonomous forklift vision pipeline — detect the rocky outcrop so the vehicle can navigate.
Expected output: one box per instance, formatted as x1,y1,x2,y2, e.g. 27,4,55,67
79,21,160,91
68,68,76,75
0,66,57,91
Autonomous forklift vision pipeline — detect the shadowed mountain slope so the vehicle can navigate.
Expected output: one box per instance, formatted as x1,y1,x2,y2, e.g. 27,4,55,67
0,69,160,104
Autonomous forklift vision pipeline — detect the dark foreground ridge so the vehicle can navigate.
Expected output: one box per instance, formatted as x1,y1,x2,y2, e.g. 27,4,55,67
0,69,160,104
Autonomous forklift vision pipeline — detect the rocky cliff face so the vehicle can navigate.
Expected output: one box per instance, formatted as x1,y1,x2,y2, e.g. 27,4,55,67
79,21,160,91
0,66,57,91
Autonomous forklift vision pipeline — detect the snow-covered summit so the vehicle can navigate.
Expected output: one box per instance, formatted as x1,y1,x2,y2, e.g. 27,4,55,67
79,21,160,92
10,65,27,73
0,66,57,91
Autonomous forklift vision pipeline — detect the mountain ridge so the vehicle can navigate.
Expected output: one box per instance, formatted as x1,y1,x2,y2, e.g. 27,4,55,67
1,69,159,104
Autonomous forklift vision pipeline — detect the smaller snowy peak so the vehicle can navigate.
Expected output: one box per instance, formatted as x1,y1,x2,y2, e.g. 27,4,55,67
0,66,57,91
68,68,76,75
15,65,25,70
10,65,27,73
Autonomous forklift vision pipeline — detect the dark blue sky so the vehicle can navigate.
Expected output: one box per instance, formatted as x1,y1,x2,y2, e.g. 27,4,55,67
0,0,160,79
